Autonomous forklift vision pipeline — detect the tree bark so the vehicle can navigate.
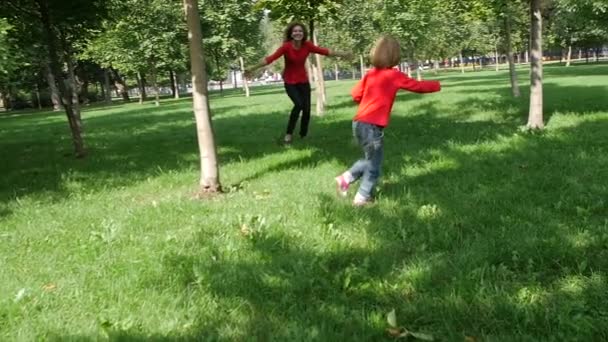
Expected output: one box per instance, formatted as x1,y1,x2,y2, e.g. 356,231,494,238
495,44,499,72
504,15,520,97
151,62,160,106
527,0,544,129
37,0,85,157
459,51,465,73
44,60,63,111
334,63,339,81
169,70,178,98
239,57,249,97
311,26,326,114
183,0,221,193
35,83,42,109
359,54,365,79
136,72,147,104
111,68,130,102
566,45,572,67
103,69,112,104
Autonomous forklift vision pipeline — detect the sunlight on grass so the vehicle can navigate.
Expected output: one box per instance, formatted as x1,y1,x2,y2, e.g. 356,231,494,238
1,64,607,340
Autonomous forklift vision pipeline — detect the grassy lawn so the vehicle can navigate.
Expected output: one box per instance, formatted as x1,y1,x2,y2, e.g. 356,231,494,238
1,63,607,341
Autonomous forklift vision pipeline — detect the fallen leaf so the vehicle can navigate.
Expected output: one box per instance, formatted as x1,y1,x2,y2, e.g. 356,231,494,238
240,224,251,236
387,327,404,337
410,331,434,341
387,309,398,327
42,283,57,292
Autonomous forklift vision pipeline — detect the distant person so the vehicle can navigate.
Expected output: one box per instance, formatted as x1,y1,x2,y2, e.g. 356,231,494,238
245,22,350,144
335,36,441,206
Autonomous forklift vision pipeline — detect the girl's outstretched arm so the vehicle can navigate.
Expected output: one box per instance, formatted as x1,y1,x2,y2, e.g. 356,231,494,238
244,44,286,78
397,72,441,93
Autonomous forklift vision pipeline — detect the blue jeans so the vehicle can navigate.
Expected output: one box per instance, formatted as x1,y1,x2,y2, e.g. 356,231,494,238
348,121,384,199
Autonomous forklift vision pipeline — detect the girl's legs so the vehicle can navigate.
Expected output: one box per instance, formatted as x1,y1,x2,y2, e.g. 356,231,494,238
298,83,311,138
283,83,311,141
337,122,384,203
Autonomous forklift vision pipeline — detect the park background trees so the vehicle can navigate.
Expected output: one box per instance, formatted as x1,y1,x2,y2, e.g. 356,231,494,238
1,0,607,150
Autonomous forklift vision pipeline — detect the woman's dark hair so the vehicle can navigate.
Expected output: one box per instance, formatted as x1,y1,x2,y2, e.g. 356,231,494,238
283,22,308,42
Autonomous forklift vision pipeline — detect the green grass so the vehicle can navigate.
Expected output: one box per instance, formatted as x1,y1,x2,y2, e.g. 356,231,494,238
1,63,608,341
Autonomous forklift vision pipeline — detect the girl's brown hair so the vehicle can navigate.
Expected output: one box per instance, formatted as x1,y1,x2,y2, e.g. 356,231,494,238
283,22,308,42
370,35,401,68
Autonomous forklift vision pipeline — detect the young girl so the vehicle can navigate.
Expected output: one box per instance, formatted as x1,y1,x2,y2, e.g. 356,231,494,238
335,36,441,206
245,22,349,144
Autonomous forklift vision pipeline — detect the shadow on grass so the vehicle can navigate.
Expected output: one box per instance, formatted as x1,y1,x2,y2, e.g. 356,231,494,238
26,68,608,340
149,118,607,340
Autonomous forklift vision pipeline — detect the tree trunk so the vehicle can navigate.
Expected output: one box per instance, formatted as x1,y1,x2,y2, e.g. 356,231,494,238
459,51,465,73
44,60,63,111
169,70,178,98
334,63,339,81
416,61,422,81
359,54,365,79
35,83,42,110
37,0,85,157
495,44,499,72
103,69,112,104
525,49,529,63
173,72,180,99
151,63,160,106
351,67,356,80
566,45,572,67
433,59,439,74
239,57,249,97
111,68,130,102
65,48,82,125
311,27,326,113
136,71,147,104
504,15,520,97
527,0,544,129
183,0,221,193
578,49,582,60
516,53,521,65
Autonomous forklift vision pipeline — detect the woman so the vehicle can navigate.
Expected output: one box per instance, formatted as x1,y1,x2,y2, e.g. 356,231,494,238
246,22,350,144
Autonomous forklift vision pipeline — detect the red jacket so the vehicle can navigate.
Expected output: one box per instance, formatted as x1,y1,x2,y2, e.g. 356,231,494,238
265,41,329,84
351,68,441,127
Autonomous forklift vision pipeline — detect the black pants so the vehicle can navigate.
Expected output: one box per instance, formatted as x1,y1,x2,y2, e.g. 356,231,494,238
284,83,311,137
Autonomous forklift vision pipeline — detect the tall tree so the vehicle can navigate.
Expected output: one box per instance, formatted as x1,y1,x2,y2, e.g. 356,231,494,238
527,0,544,129
183,0,221,194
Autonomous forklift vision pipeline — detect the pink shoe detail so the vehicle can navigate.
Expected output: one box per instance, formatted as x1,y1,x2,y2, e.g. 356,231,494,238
335,175,349,197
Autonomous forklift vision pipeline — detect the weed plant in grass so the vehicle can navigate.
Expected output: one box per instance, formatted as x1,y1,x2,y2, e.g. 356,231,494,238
1,64,607,341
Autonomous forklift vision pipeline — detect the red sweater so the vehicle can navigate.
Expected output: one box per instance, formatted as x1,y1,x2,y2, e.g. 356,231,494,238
351,68,441,127
265,41,330,84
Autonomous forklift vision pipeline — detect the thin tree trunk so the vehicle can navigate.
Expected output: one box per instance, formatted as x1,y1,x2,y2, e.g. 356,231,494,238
416,61,422,81
525,49,529,63
495,44,499,72
359,54,365,79
433,59,439,74
38,0,85,157
566,45,572,67
527,0,544,129
169,70,178,98
239,57,249,97
504,15,520,97
44,60,63,111
151,63,160,106
136,72,146,104
111,68,130,102
103,69,112,104
578,49,582,60
35,83,42,109
173,72,180,99
65,49,82,126
311,27,326,112
459,51,465,73
183,0,221,193
334,63,339,81
352,67,356,80
516,52,521,65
